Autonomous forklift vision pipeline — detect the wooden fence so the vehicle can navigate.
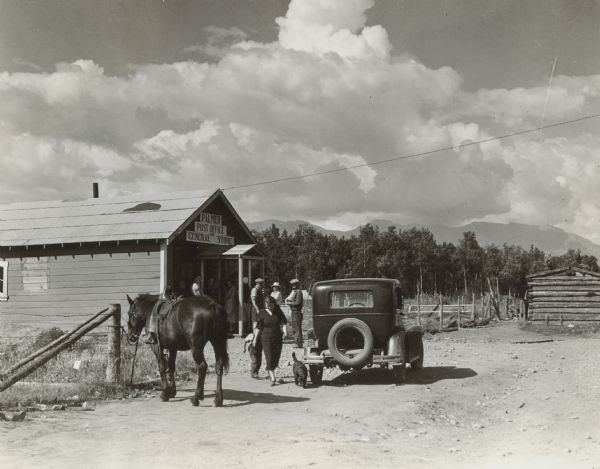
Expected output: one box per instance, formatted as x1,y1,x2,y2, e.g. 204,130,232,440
0,304,121,392
406,293,525,329
406,294,475,329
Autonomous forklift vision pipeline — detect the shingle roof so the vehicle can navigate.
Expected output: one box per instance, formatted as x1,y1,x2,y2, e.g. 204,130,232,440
0,189,225,247
526,266,600,279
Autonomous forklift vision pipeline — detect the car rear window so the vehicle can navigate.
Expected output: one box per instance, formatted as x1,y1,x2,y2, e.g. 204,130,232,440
329,290,374,308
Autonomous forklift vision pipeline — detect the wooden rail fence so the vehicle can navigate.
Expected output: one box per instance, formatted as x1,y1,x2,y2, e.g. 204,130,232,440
0,304,121,392
406,294,476,329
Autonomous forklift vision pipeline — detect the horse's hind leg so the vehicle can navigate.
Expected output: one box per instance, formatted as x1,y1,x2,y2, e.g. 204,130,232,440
191,346,208,407
151,345,170,402
166,349,178,399
211,340,228,408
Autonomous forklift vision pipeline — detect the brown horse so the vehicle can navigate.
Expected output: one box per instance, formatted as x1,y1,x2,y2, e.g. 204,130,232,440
126,293,229,407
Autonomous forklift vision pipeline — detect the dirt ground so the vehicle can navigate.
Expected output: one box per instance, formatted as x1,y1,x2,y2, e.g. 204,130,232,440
1,320,600,469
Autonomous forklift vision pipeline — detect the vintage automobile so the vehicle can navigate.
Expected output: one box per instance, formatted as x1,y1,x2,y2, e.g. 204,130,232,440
303,278,424,385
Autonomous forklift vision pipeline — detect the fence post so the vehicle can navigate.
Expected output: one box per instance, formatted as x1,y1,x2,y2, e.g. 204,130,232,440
520,299,525,320
439,294,444,330
457,296,462,329
106,304,122,383
417,294,421,326
1,306,118,392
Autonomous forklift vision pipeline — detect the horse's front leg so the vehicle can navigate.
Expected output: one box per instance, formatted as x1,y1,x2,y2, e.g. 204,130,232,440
166,349,178,398
151,345,170,402
191,346,207,407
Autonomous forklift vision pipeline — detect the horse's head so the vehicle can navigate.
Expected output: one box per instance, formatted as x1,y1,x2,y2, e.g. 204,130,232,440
126,294,152,343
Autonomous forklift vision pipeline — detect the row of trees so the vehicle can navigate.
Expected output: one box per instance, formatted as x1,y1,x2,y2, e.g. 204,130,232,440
253,224,599,299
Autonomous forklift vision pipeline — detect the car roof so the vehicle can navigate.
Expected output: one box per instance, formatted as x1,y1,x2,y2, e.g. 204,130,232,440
312,278,399,288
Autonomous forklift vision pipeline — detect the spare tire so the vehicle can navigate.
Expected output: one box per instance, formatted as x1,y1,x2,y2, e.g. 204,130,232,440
327,318,374,367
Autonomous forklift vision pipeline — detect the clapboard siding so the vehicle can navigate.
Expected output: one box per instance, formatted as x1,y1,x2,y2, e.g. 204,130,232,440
526,268,600,322
0,252,160,328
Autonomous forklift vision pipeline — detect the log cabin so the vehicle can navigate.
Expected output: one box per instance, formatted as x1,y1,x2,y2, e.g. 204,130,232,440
525,266,600,323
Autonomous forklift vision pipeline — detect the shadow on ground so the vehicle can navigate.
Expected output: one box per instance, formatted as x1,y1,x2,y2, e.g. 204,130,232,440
165,387,309,407
326,366,477,386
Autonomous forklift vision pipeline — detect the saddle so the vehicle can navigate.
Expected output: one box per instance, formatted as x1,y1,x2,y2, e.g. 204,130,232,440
152,295,183,322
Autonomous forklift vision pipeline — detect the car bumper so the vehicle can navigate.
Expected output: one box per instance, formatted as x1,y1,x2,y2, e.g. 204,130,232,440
302,348,405,367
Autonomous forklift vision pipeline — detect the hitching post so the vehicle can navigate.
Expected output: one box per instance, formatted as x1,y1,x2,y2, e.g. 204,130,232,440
106,304,122,383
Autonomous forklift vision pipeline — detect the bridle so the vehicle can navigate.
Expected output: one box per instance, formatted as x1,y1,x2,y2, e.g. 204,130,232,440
126,301,144,344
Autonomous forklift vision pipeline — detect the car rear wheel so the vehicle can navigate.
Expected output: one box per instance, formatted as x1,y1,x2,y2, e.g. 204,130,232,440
327,318,374,367
309,365,323,385
410,341,424,371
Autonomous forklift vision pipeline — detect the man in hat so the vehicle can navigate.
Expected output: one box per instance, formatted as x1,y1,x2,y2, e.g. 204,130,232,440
250,278,265,329
285,278,304,348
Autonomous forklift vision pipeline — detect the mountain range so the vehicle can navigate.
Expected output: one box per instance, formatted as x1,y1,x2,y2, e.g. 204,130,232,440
247,219,600,258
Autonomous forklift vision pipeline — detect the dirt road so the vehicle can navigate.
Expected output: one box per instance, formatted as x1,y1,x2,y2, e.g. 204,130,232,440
2,321,600,469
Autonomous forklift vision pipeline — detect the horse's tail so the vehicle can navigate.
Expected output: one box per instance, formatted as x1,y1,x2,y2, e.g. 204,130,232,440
212,302,230,373
221,347,230,374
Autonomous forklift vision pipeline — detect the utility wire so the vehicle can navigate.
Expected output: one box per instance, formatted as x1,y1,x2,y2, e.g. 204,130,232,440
222,113,600,191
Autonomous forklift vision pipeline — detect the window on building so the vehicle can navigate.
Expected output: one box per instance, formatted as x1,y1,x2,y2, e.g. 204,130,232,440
0,260,7,301
329,290,373,308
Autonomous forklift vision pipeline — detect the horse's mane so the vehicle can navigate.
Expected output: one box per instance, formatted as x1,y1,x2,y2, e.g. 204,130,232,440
138,293,160,301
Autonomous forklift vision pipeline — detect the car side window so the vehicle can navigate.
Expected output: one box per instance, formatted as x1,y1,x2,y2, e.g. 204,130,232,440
329,290,373,308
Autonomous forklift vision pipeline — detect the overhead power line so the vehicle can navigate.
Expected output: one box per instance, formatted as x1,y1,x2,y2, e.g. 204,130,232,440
222,113,600,191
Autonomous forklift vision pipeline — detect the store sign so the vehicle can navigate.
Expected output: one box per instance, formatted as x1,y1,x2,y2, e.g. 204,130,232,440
194,221,227,236
186,212,234,246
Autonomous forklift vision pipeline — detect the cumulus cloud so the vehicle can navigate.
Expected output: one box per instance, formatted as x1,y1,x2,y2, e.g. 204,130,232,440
0,0,599,242
276,0,391,60
184,26,249,59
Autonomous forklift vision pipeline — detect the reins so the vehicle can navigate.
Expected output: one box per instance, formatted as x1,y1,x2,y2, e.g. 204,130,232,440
130,336,139,385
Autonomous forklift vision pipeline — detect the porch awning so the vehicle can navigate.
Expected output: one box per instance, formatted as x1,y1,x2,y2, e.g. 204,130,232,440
222,244,264,259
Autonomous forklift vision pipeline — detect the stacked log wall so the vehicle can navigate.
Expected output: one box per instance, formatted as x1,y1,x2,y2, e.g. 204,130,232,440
528,273,600,322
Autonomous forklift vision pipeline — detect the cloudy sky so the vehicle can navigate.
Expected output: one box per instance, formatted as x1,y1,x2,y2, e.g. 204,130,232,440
1,0,599,240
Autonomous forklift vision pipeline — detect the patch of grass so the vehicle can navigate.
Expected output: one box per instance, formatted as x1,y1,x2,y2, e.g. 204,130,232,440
31,327,65,350
0,381,130,410
0,329,200,410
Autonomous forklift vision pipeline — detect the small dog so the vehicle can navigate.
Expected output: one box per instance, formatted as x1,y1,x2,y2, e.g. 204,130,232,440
292,352,308,388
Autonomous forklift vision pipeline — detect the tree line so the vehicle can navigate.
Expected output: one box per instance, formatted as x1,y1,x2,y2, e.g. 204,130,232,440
253,224,599,299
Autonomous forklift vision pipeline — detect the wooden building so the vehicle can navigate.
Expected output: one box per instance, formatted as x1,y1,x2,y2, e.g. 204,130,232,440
0,189,264,334
525,266,600,323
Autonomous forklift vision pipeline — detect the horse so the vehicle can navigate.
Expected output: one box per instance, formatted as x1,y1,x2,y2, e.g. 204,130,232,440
126,293,229,407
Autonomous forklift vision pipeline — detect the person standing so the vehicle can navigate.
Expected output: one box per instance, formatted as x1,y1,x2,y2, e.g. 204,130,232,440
270,282,283,305
224,279,237,333
206,277,218,299
252,296,288,386
285,278,304,348
191,275,203,296
250,278,265,329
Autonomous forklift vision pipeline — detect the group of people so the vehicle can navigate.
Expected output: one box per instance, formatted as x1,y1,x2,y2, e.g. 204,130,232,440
247,277,304,386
